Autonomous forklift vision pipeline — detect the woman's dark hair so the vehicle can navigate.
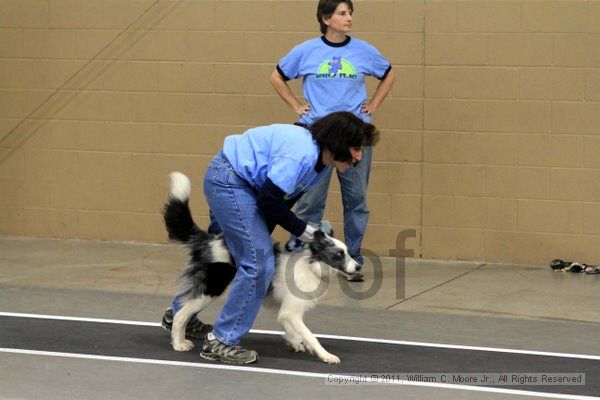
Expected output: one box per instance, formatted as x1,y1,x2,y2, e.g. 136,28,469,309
316,0,354,35
310,111,379,163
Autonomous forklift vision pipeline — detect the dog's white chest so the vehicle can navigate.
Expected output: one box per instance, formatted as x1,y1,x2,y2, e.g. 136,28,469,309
271,253,328,305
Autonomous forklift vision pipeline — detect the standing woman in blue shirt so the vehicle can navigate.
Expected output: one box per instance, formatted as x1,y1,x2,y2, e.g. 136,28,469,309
270,0,395,273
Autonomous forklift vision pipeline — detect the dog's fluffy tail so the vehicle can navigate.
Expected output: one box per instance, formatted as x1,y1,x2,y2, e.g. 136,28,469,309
163,172,207,243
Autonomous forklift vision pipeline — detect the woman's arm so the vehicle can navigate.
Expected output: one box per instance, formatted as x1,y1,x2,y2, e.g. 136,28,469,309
269,69,311,117
361,68,395,116
256,178,307,237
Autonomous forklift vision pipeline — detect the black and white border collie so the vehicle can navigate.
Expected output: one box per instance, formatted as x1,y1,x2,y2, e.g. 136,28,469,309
163,172,359,364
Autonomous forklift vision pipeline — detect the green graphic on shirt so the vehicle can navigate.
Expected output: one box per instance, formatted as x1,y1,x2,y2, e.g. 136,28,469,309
316,56,357,79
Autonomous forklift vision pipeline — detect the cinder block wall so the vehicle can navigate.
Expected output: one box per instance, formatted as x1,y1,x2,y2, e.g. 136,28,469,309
1,1,599,266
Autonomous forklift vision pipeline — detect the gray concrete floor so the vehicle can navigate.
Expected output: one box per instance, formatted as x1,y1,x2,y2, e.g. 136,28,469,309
1,236,599,400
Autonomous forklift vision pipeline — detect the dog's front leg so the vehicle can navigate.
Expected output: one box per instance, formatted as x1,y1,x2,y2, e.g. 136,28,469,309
279,311,340,364
280,321,306,353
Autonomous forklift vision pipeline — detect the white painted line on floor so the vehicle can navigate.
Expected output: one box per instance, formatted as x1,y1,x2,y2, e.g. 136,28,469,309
2,311,599,361
0,347,596,400
0,312,160,327
306,333,600,362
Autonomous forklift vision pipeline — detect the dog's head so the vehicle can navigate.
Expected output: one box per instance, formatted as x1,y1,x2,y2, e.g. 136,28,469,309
309,230,359,278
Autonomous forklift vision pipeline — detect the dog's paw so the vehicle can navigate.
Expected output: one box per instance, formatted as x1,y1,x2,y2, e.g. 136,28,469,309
286,341,306,353
319,352,340,364
172,339,195,352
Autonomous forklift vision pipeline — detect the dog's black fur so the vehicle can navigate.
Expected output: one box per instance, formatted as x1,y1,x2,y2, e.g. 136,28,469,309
164,198,236,298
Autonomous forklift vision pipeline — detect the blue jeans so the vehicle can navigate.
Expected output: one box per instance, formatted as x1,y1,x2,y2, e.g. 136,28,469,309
293,146,373,264
173,154,275,346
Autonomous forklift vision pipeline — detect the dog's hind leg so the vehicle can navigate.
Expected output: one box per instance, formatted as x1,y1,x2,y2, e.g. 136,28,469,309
171,295,213,351
278,309,340,364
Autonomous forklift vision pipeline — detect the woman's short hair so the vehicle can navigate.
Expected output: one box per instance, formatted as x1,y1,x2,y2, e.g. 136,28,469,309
310,111,379,163
316,0,354,35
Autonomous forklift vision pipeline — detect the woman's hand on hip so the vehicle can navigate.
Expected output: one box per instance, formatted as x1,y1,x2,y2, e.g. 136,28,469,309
295,103,311,116
361,103,377,116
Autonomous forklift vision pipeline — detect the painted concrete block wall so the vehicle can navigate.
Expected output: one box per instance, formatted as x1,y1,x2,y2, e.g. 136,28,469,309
1,0,599,265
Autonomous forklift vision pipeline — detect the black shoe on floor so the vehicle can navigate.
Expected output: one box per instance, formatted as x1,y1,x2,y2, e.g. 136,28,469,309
161,308,213,340
345,272,364,282
200,332,258,364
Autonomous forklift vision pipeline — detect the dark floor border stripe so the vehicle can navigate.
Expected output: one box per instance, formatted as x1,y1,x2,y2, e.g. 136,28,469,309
2,312,599,361
1,313,599,398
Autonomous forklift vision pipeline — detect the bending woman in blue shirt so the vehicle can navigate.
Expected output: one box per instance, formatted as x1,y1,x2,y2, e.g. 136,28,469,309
270,0,395,274
167,112,378,364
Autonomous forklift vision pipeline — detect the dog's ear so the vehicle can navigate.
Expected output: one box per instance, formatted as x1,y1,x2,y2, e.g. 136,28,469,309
309,230,327,258
314,229,325,240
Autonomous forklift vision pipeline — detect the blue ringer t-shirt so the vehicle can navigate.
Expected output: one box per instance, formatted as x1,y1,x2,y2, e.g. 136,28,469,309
277,36,391,126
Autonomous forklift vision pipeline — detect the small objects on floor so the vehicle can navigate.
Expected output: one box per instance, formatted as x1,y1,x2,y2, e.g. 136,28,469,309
550,259,600,274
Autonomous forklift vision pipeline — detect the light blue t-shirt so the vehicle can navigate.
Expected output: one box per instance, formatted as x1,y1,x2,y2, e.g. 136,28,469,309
277,36,391,126
222,124,326,199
